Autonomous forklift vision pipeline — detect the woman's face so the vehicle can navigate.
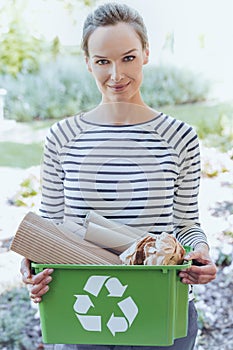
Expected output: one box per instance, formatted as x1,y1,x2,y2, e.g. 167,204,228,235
86,22,149,105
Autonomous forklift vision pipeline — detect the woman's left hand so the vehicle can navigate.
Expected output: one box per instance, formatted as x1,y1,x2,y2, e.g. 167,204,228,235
179,243,217,284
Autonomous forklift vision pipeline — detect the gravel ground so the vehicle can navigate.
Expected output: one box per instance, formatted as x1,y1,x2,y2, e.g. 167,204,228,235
194,265,233,350
0,122,233,349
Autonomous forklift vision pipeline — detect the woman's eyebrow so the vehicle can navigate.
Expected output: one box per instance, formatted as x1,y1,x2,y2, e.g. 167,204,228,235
92,54,108,59
121,48,138,56
92,48,138,59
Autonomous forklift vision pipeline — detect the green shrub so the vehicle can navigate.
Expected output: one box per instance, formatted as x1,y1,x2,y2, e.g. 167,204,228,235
0,17,51,77
0,287,42,349
9,174,40,207
0,56,210,122
1,57,101,121
141,65,210,107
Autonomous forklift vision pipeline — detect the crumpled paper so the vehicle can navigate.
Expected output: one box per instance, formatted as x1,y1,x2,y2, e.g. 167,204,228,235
120,232,186,265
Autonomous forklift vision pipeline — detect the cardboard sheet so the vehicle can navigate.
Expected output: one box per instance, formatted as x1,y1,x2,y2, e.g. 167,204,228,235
10,212,120,265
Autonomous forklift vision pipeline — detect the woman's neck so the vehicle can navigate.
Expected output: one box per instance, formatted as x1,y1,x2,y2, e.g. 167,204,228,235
82,102,160,126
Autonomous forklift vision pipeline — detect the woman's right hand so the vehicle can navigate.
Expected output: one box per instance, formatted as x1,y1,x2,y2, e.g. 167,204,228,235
20,258,54,303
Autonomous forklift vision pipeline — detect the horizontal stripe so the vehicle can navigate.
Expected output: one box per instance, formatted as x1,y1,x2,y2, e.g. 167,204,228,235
59,152,177,159
63,185,174,192
65,177,175,184
65,145,170,151
66,168,178,175
61,160,178,167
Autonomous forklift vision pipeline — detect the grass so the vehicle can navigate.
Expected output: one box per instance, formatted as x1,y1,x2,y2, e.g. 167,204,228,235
29,118,59,130
163,101,233,150
0,142,44,168
162,101,233,134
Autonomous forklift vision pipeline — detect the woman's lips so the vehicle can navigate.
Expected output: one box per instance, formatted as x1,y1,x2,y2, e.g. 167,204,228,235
108,81,130,92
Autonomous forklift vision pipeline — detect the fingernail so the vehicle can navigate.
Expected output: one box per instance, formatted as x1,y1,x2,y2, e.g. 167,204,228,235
45,276,52,284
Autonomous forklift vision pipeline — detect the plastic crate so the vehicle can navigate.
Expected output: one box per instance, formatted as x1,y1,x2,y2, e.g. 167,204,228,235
32,249,191,346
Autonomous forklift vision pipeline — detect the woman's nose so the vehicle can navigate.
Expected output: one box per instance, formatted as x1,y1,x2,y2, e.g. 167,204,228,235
110,63,123,82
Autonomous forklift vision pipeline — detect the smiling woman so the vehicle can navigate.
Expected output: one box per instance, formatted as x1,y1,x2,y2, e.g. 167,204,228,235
81,2,149,108
20,2,216,350
85,22,149,106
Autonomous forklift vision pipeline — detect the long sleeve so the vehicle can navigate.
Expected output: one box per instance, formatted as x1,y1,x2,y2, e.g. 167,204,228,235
39,125,65,224
173,128,208,248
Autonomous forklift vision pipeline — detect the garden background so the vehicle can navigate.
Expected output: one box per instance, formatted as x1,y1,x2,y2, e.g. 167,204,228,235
0,0,233,349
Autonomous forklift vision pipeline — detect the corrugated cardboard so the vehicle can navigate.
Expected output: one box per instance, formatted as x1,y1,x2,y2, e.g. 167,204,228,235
10,212,120,265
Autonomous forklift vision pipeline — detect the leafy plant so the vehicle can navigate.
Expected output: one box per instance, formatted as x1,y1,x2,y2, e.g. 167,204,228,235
0,286,42,349
0,8,48,76
9,173,41,207
215,249,232,267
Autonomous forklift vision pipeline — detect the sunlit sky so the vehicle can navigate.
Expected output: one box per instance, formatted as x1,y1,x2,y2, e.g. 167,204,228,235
5,0,233,100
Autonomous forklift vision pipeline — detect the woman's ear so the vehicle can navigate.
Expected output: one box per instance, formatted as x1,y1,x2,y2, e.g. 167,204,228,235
143,45,150,65
85,56,92,73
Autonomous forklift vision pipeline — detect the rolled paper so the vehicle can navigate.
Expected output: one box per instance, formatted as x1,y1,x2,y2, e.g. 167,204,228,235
10,212,120,265
85,221,138,253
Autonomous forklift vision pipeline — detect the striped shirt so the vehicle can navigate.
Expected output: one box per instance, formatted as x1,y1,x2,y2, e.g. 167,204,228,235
40,112,208,249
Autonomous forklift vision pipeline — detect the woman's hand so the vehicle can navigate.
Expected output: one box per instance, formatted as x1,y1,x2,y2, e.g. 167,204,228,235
20,258,54,303
179,243,217,284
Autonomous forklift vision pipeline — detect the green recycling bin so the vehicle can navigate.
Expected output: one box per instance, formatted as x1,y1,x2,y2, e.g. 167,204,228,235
32,251,191,346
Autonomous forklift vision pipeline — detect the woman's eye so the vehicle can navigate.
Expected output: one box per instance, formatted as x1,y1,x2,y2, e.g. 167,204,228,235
123,55,135,62
96,59,109,65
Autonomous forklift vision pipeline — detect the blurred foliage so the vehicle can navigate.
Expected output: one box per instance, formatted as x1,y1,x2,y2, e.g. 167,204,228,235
0,57,100,121
0,19,45,76
0,286,42,349
59,0,96,13
0,0,95,76
215,251,232,266
9,173,41,207
0,0,60,76
141,65,210,106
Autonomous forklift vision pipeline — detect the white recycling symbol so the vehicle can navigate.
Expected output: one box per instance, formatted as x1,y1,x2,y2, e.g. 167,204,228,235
73,275,138,336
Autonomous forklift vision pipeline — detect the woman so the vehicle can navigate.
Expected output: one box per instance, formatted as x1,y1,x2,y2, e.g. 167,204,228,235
21,3,216,350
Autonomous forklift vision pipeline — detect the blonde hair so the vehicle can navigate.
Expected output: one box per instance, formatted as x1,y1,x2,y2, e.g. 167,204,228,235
81,2,148,57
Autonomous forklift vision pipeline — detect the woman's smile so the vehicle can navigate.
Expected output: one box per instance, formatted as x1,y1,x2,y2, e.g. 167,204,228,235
107,81,131,92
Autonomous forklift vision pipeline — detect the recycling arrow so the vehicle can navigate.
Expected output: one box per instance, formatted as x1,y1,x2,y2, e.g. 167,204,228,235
76,315,101,332
73,295,94,314
107,314,128,335
84,275,109,296
105,277,127,297
118,296,138,326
